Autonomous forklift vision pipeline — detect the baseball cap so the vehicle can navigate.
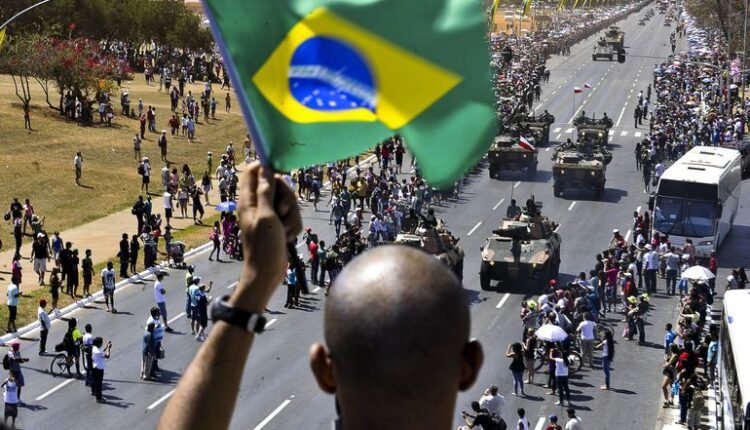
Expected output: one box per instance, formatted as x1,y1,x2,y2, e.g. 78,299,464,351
549,415,558,422
613,229,619,234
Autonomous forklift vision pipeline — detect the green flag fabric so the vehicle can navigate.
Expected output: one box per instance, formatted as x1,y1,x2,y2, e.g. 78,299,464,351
201,0,496,187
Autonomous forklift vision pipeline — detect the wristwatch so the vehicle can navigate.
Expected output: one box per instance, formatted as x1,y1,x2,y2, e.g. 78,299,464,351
211,295,267,334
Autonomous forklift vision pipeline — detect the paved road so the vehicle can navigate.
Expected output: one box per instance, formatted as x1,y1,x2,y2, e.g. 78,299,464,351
7,8,749,430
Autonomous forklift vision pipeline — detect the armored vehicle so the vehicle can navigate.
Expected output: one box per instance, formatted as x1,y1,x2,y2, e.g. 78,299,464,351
604,26,625,50
394,225,464,280
488,134,538,178
551,138,612,198
479,199,561,291
573,114,613,149
519,112,556,147
593,40,614,61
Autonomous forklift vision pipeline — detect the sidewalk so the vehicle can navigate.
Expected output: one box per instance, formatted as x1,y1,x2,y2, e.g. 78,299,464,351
0,172,232,293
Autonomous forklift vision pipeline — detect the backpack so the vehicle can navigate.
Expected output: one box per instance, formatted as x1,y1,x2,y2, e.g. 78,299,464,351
2,354,9,370
138,164,145,175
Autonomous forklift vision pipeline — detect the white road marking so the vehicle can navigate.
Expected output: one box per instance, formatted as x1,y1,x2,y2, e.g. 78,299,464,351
226,281,238,289
624,229,632,242
616,105,627,126
514,181,521,188
535,103,543,110
467,222,483,236
552,90,557,95
609,136,614,143
568,201,577,211
553,127,561,133
608,130,614,136
36,378,75,401
620,131,628,137
534,417,546,430
167,312,185,324
545,147,551,152
146,388,177,411
265,318,278,329
252,399,292,430
565,128,574,134
634,131,642,137
492,198,505,211
495,293,511,309
555,134,562,140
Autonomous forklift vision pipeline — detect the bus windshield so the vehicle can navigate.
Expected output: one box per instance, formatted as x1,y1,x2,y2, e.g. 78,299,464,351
653,197,716,238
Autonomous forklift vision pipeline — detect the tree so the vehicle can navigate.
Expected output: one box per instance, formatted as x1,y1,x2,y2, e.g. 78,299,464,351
0,35,36,128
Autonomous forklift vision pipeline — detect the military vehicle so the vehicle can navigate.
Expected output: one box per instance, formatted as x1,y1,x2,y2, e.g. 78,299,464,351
593,40,614,61
394,224,465,280
604,26,625,50
479,198,561,291
551,136,612,198
488,134,538,178
573,114,614,150
519,112,556,147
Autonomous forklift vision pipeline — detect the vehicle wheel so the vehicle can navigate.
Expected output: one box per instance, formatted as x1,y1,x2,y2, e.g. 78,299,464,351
534,347,546,371
488,167,497,179
50,354,68,377
553,185,563,198
595,186,604,199
567,351,583,373
479,264,492,291
592,55,596,61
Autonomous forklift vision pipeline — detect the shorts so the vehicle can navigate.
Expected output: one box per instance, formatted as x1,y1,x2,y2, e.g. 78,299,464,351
165,208,173,218
157,301,168,318
4,403,17,419
190,305,199,322
142,176,150,184
33,258,47,274
8,305,17,322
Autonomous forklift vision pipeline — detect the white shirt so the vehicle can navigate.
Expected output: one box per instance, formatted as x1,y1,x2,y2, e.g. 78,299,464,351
517,416,529,430
38,307,51,330
3,380,18,404
565,416,583,430
163,192,173,209
479,393,505,417
101,268,116,290
577,320,596,340
92,346,106,369
82,333,94,347
143,162,151,177
154,280,166,304
554,357,569,377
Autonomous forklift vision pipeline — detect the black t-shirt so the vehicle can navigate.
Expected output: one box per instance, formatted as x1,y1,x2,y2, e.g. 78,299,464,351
32,241,48,259
473,413,499,430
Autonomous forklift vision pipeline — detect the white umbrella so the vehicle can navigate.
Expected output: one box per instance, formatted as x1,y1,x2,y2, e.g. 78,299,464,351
535,324,568,342
681,265,715,281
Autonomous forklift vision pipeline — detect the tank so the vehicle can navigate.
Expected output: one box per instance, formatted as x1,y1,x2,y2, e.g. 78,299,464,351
519,112,556,147
592,39,614,61
488,134,538,178
551,137,612,198
394,226,465,280
479,199,561,291
604,26,625,50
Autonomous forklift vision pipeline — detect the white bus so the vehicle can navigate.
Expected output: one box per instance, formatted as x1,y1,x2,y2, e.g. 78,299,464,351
650,146,742,260
719,290,750,429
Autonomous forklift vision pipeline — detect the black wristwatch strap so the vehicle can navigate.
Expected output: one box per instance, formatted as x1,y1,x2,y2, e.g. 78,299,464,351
211,295,267,334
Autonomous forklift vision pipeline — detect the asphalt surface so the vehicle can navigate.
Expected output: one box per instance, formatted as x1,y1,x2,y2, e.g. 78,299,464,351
7,8,750,430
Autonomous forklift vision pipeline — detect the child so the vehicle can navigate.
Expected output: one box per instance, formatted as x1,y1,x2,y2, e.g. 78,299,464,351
2,371,19,428
664,323,676,355
82,249,93,298
49,268,61,316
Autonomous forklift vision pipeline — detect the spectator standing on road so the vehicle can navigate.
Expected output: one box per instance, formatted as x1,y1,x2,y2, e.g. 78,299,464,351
101,262,117,313
74,152,83,186
194,281,213,341
6,279,20,333
308,237,319,286
154,272,174,333
550,348,571,406
576,312,597,368
91,337,112,403
663,247,680,295
564,408,582,430
285,262,297,309
142,322,158,381
4,344,26,402
2,371,19,428
129,236,140,275
596,330,615,390
209,222,222,261
119,233,130,279
517,408,530,430
82,324,94,387
147,307,165,379
37,300,51,355
506,342,526,396
479,385,505,419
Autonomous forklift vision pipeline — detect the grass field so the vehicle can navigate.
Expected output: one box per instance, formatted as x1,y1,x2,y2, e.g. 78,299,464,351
0,74,247,250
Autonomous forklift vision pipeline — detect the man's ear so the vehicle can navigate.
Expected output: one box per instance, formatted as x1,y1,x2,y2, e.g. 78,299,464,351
459,339,484,391
309,343,337,394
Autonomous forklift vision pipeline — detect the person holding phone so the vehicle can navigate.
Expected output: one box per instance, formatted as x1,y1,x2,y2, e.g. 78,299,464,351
91,337,112,403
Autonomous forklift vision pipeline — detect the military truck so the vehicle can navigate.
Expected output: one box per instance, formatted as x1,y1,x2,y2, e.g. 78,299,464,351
519,112,556,147
573,114,614,150
551,138,612,198
479,199,561,291
604,26,625,50
394,225,465,280
488,134,538,178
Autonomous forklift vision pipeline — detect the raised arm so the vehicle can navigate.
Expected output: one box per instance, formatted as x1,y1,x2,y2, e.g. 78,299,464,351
159,163,301,430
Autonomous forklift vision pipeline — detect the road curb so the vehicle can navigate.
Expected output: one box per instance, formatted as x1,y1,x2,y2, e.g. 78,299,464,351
0,241,213,346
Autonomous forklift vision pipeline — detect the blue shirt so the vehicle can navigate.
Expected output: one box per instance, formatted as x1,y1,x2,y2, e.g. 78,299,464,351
286,268,297,286
664,330,676,350
707,341,718,364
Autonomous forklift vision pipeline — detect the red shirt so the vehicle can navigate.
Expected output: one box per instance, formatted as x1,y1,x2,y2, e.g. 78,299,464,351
708,257,717,274
308,241,318,261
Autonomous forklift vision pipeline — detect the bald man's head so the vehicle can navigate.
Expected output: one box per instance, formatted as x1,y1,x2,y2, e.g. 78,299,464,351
320,245,475,400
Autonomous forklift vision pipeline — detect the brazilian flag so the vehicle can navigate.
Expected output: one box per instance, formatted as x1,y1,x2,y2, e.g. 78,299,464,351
201,0,495,187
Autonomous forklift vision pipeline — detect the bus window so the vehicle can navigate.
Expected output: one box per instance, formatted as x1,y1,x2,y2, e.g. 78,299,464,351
653,197,716,238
